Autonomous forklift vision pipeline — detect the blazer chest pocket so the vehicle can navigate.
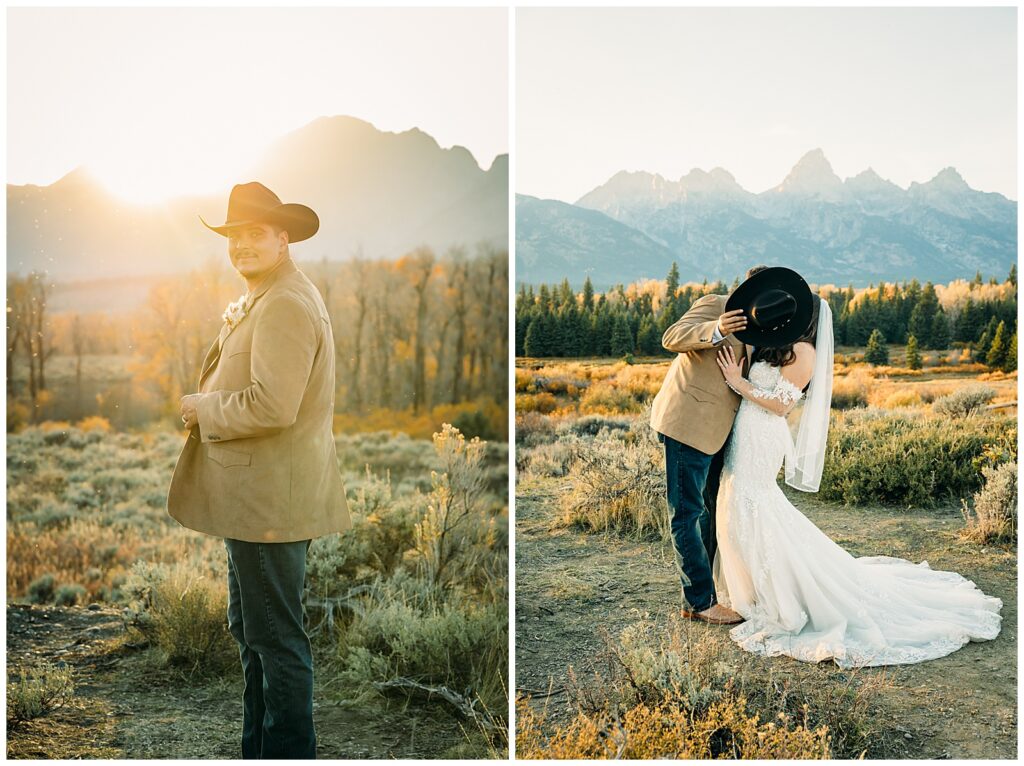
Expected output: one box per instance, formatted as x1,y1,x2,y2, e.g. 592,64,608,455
208,445,252,468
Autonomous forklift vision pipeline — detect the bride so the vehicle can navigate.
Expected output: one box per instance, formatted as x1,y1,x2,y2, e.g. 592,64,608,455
712,286,1002,668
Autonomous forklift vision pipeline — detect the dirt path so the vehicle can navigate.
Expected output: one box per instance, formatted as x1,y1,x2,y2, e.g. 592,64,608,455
6,604,486,759
514,477,1017,759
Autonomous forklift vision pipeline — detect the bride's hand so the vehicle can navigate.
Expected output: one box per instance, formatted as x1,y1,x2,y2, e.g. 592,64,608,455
716,346,744,388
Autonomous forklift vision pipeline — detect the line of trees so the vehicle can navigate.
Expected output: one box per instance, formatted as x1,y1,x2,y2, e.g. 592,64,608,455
516,264,1017,366
7,244,508,429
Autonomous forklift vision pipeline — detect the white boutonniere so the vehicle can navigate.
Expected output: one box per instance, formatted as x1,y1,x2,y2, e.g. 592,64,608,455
222,293,253,331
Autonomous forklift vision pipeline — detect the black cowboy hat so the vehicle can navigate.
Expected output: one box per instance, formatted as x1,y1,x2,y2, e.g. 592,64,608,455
200,182,319,243
725,266,814,348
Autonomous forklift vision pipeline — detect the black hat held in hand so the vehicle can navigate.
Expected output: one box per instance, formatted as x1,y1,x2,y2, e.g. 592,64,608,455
725,266,814,348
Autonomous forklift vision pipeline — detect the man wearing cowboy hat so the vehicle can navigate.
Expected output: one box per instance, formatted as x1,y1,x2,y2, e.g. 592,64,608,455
167,182,351,759
650,266,766,626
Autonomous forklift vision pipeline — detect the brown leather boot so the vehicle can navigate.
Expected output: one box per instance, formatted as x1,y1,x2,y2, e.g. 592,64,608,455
682,603,744,625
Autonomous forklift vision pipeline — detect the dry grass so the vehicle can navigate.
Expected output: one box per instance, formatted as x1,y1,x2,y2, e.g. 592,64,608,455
518,615,895,760
517,695,831,759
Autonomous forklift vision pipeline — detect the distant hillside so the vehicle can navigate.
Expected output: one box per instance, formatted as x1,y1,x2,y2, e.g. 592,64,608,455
516,149,1016,287
8,116,508,281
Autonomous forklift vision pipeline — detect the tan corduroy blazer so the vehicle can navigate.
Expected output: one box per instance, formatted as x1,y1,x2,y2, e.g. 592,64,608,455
650,293,748,456
167,258,352,543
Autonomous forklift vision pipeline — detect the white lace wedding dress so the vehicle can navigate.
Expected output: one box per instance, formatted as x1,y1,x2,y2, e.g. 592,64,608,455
713,360,1003,668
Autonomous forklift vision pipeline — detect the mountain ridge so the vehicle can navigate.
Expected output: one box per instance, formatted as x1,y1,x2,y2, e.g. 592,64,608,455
7,115,508,280
518,149,1016,287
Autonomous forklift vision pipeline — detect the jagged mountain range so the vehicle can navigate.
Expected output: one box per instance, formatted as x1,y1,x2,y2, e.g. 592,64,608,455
8,116,508,281
517,149,1016,287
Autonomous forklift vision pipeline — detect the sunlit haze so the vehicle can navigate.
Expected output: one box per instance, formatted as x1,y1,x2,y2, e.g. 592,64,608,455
518,7,1016,202
8,7,508,203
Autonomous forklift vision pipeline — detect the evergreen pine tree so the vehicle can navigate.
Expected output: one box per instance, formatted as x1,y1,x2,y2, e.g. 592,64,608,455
560,304,582,357
908,282,938,347
986,321,1009,368
955,298,983,342
523,318,545,358
929,310,951,350
905,334,922,370
1009,264,1017,287
1003,333,1017,372
972,271,984,286
864,329,889,366
582,276,595,312
665,262,679,300
593,311,613,356
610,314,634,357
558,278,574,307
976,315,1000,358
636,316,660,356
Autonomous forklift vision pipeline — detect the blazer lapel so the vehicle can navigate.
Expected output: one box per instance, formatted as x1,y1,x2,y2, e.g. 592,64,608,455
196,258,299,389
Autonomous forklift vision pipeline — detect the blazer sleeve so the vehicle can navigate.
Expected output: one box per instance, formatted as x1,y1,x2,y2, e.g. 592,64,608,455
661,294,726,353
195,294,318,443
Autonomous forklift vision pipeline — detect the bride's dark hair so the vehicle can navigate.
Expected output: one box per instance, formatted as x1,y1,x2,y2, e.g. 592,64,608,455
752,294,821,369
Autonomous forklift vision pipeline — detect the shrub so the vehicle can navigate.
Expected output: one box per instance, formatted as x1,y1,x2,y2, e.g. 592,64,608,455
515,368,537,393
820,411,1013,507
76,416,112,433
516,392,558,414
831,372,869,410
122,561,236,675
579,380,643,415
28,574,56,604
7,662,74,728
7,397,29,433
336,571,508,713
522,441,578,479
558,433,669,539
515,412,556,448
881,390,922,409
451,407,501,441
933,385,996,417
517,696,831,759
55,584,87,606
556,414,633,437
961,461,1017,544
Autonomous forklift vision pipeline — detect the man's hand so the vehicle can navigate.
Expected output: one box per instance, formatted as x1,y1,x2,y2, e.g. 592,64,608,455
180,394,202,430
716,309,747,337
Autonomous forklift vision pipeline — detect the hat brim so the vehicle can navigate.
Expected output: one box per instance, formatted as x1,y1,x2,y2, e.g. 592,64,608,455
725,267,814,348
200,202,319,243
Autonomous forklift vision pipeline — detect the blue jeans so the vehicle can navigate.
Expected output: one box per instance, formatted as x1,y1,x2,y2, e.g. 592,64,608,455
225,538,316,760
660,433,726,612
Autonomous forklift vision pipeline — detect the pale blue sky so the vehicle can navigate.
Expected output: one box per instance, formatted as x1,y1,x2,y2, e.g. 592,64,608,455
517,7,1017,202
8,7,508,202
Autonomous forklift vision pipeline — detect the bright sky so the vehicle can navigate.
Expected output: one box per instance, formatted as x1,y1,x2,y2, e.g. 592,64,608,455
7,7,508,203
518,7,1017,203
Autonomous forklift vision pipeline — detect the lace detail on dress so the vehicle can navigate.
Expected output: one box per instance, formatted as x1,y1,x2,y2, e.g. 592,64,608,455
742,361,804,410
713,361,1002,668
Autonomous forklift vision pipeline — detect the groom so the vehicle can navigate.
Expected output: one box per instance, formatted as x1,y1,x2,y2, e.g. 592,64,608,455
650,265,766,625
167,182,352,758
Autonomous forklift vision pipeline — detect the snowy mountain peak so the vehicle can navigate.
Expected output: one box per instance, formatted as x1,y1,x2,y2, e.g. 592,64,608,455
775,148,843,196
926,166,969,190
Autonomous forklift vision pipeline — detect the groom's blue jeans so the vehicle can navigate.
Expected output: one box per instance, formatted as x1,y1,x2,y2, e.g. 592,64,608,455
224,537,316,760
660,433,726,612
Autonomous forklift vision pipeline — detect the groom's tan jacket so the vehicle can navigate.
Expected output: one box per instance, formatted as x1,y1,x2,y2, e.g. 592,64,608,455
650,293,747,455
167,258,352,543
